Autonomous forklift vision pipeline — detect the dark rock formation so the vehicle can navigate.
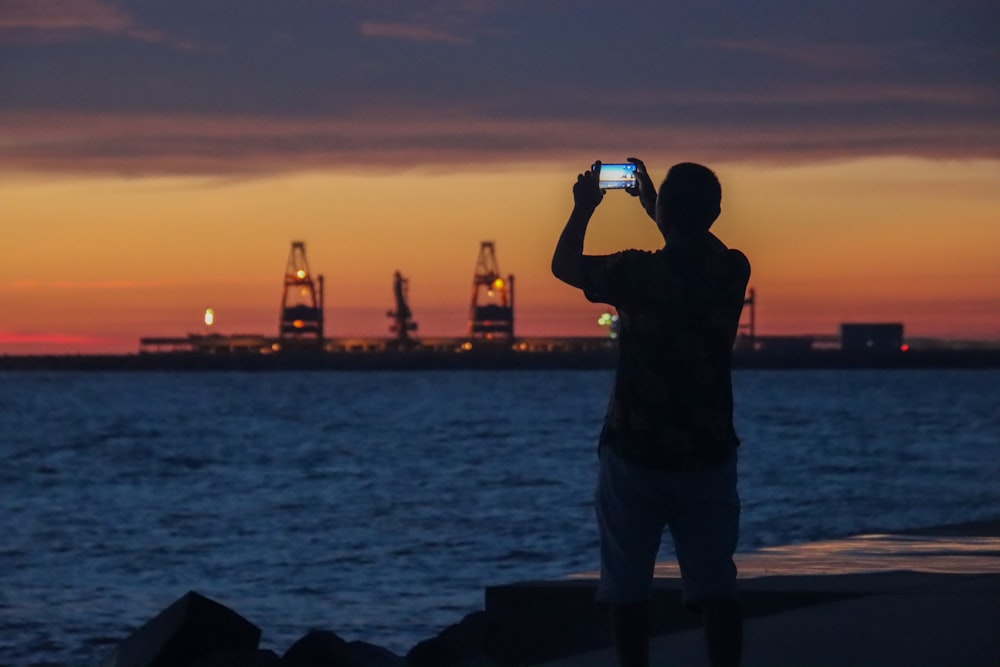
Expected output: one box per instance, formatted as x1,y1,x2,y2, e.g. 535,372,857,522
102,590,262,667
407,611,500,667
283,629,409,667
97,589,505,667
191,648,284,666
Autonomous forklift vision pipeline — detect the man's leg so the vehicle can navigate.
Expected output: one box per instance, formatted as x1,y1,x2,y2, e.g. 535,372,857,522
669,453,742,666
605,601,650,667
702,597,742,667
595,447,668,667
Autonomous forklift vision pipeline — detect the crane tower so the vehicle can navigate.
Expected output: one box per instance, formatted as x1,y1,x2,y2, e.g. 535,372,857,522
738,287,756,344
279,241,324,341
469,241,514,340
387,270,418,344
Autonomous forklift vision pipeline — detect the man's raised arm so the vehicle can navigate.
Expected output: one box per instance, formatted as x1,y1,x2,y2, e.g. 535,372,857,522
552,164,603,289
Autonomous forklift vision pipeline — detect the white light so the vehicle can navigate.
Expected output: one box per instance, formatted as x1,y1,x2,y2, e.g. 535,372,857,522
204,308,215,327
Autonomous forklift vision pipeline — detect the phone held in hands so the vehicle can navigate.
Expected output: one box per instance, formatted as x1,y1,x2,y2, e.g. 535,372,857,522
594,162,637,189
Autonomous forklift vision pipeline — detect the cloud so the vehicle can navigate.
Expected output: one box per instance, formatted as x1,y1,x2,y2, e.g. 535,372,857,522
352,1,530,45
1,98,996,178
0,0,187,46
0,1,996,176
0,0,130,31
359,21,470,45
692,38,916,70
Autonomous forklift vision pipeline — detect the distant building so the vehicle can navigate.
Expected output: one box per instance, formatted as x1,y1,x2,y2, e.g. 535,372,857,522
840,323,904,352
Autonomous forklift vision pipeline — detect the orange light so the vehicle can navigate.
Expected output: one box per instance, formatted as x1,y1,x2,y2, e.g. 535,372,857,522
493,278,504,290
293,319,305,328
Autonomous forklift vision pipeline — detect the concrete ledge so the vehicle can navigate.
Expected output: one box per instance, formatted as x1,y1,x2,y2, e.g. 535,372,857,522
485,574,961,665
487,523,1000,666
540,579,1000,667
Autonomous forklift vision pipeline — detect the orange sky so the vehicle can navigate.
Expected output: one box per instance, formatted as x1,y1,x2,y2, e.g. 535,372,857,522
2,2,998,354
2,156,998,354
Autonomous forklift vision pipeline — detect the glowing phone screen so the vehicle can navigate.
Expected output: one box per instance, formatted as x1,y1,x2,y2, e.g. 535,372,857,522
597,163,637,189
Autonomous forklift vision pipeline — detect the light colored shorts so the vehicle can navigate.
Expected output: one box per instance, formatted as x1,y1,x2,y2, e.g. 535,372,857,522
595,445,740,608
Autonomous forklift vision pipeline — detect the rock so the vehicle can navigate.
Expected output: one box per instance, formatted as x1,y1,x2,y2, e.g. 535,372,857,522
343,640,409,667
102,590,261,667
282,629,408,667
407,611,499,667
190,648,284,666
282,629,350,666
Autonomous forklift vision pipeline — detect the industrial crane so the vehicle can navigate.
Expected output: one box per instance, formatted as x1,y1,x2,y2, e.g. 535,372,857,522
737,287,756,348
468,241,514,340
279,241,324,342
387,270,418,345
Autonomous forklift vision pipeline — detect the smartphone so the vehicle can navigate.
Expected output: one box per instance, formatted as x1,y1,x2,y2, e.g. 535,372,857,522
594,162,637,189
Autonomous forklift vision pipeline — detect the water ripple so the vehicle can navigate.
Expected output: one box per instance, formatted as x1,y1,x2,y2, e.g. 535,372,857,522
0,369,997,664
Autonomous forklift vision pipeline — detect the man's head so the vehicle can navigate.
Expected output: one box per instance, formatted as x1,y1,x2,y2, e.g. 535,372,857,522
655,162,721,236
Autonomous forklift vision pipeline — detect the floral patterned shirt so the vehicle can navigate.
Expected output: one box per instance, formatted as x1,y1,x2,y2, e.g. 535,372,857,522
581,233,751,470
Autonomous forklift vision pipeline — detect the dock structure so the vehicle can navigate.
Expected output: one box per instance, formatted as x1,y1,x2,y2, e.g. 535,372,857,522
127,240,1000,370
134,334,619,370
132,330,1000,370
486,519,1000,667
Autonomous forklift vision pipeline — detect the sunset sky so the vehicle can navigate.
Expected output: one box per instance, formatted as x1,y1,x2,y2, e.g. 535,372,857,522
2,0,998,354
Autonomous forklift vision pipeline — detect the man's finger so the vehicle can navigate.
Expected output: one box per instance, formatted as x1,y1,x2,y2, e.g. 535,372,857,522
626,157,647,174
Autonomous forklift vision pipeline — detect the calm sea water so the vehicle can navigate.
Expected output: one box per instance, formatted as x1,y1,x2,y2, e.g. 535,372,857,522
1,370,998,665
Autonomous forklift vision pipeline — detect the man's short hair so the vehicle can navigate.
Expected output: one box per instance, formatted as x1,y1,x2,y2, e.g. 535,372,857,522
656,162,722,232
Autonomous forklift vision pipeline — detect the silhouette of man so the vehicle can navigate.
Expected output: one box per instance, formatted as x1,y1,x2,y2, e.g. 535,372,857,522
552,159,750,667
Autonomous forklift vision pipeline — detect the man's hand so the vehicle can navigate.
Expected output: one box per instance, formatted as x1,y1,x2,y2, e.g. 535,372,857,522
573,162,605,212
625,157,657,221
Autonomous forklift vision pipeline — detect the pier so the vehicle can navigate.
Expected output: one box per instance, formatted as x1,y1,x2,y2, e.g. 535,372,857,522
488,519,1000,666
96,519,1000,666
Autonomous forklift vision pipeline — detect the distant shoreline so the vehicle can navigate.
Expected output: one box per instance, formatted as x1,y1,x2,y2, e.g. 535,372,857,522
3,347,1000,371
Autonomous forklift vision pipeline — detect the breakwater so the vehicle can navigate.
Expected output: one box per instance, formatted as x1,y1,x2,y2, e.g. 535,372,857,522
3,346,1000,371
